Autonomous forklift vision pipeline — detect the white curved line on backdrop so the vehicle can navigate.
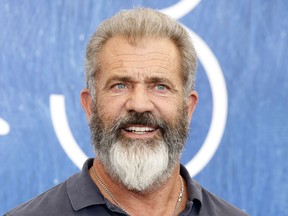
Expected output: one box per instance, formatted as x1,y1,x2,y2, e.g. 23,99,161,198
50,95,88,169
160,0,201,19
185,28,228,177
0,118,10,136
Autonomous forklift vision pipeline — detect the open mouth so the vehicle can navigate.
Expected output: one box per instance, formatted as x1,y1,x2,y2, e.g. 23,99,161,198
121,124,159,138
124,126,156,134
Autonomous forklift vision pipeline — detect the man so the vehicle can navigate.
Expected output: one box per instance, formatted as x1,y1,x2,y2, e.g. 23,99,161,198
5,8,248,216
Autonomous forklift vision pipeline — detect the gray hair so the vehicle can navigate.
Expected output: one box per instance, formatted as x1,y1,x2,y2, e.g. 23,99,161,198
85,8,197,99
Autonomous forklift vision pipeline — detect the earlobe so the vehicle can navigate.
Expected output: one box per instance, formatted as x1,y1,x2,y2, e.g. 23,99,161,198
80,89,93,121
186,91,198,122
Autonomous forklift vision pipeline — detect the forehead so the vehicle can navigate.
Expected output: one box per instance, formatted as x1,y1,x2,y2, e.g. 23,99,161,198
97,36,182,80
100,36,178,54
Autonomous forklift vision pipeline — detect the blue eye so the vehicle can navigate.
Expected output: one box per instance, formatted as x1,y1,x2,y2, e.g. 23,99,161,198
115,83,126,89
156,84,167,91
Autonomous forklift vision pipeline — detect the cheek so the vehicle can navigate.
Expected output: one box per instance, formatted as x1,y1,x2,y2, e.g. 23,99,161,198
153,96,183,121
96,94,127,121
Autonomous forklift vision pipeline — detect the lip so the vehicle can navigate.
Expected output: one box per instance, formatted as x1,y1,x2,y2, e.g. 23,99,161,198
121,125,159,139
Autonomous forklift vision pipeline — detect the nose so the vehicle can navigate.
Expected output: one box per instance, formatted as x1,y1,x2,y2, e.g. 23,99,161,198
125,85,154,113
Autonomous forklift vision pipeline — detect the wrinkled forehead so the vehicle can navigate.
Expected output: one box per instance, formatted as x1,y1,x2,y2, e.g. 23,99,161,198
97,36,183,79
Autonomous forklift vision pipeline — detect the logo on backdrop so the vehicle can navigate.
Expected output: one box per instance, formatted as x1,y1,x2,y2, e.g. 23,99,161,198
49,0,228,177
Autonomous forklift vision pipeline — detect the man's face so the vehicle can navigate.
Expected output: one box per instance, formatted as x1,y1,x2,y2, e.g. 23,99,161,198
81,37,197,192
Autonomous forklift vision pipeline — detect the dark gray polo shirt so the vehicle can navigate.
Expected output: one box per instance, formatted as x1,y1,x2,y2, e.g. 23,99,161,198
4,159,248,216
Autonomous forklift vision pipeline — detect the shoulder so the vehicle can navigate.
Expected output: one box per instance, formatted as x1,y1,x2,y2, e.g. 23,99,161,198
199,187,249,216
179,164,248,216
4,174,78,216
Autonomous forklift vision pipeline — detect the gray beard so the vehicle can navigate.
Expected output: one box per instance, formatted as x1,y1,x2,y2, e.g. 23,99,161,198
89,106,189,193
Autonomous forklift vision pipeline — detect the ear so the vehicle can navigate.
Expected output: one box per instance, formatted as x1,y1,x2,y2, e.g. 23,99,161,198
186,91,198,123
80,89,93,121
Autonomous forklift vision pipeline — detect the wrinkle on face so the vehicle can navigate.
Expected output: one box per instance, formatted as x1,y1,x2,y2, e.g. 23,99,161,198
97,37,183,85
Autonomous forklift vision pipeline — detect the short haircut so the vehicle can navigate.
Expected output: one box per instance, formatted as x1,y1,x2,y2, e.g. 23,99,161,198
85,8,197,99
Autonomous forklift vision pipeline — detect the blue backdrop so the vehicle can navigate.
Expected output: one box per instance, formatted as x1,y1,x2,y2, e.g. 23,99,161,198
0,1,287,215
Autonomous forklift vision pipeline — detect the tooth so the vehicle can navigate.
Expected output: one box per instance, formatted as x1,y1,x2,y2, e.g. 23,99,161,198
125,126,155,133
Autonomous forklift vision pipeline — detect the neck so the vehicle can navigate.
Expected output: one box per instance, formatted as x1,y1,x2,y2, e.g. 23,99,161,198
89,159,187,216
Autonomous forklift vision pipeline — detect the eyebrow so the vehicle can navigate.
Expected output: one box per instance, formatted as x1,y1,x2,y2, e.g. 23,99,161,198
105,76,134,86
147,76,170,84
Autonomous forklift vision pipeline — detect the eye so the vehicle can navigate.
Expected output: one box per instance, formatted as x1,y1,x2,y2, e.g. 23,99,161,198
155,84,167,91
114,83,126,89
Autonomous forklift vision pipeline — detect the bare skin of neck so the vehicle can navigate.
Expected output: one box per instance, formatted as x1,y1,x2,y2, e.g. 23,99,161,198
89,159,188,216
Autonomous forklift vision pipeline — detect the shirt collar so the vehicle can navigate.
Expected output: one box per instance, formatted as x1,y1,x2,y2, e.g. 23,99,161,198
67,159,203,212
67,158,105,211
180,164,203,213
